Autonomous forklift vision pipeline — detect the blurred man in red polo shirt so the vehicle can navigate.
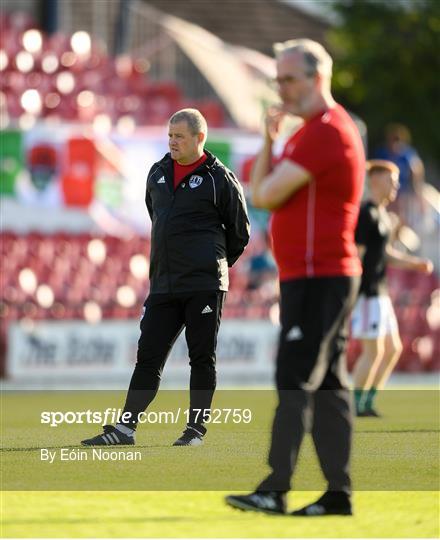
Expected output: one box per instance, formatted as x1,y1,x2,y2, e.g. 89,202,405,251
226,39,365,516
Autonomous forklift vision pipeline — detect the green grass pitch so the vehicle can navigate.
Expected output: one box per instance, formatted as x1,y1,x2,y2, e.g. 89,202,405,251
1,389,439,538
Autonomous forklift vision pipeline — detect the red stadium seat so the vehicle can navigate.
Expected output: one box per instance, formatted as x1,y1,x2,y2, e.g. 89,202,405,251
196,100,226,128
1,10,209,126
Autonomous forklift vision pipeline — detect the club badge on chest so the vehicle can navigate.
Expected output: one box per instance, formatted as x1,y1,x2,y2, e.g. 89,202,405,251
189,175,203,189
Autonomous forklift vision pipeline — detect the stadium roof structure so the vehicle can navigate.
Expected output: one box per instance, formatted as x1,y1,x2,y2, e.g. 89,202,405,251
130,0,332,129
142,0,331,56
128,1,280,131
160,14,277,130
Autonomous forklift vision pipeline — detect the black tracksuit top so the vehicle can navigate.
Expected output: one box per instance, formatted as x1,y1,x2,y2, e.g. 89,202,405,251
145,150,250,294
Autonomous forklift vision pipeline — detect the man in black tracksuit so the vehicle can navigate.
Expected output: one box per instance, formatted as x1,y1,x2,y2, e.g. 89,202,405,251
82,108,250,447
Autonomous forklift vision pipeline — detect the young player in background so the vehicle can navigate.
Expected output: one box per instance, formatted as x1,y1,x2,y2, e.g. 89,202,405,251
351,160,433,416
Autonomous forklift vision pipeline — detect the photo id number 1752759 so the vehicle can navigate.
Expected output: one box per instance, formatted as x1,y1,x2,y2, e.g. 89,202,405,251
184,408,252,424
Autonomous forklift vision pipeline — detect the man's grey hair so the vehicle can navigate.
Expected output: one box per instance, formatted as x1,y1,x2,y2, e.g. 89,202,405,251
169,108,208,138
273,38,333,79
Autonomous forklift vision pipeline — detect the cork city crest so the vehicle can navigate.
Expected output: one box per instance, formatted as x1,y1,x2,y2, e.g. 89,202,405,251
189,175,203,189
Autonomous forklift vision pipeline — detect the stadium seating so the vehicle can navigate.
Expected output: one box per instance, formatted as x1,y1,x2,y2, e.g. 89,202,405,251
0,230,438,372
347,267,439,372
0,230,272,320
0,12,226,128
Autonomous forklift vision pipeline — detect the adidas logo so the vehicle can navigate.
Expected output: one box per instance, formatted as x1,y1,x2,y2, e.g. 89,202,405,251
201,305,213,314
157,176,165,184
286,325,303,341
102,432,120,445
249,494,277,510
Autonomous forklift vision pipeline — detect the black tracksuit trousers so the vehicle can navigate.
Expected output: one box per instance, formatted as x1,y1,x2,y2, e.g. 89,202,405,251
120,290,225,430
257,275,360,494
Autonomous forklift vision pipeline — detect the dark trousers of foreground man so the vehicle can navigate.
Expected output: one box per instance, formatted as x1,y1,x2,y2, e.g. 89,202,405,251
257,276,359,494
120,290,225,431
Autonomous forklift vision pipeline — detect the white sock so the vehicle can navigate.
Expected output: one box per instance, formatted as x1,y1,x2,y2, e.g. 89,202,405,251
115,423,135,437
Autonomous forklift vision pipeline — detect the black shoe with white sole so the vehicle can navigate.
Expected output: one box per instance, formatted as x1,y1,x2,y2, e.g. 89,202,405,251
173,425,206,446
291,491,352,516
225,491,287,515
81,425,135,446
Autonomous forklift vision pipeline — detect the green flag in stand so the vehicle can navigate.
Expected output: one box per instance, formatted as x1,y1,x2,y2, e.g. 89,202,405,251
0,130,24,196
95,172,124,208
205,139,231,169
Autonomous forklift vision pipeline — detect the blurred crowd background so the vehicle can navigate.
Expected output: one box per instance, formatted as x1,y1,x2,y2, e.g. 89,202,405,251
1,0,439,383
